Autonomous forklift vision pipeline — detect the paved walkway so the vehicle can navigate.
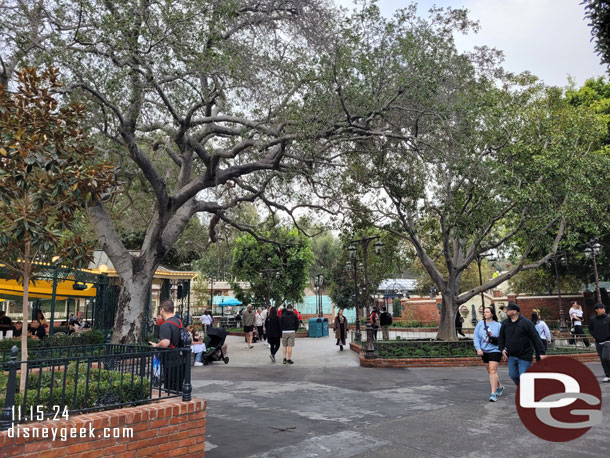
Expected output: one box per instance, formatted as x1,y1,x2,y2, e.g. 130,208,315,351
191,335,610,458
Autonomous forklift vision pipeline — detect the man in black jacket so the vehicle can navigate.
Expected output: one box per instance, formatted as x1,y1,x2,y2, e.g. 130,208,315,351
589,303,610,382
380,307,392,340
280,304,299,364
498,302,546,386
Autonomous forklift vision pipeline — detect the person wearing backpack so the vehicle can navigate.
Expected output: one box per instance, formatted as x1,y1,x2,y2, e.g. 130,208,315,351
369,307,379,340
150,300,189,392
379,307,392,340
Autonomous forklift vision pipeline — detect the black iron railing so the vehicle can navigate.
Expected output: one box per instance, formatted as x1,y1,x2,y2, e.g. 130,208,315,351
1,344,106,366
0,338,192,430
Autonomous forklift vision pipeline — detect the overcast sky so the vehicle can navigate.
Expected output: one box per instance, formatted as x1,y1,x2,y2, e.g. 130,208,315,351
335,0,607,87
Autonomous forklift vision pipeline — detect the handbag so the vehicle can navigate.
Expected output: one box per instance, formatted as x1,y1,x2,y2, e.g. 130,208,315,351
483,319,499,345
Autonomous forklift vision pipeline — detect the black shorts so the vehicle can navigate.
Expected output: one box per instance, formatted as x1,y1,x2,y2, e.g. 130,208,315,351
481,352,502,363
244,325,254,333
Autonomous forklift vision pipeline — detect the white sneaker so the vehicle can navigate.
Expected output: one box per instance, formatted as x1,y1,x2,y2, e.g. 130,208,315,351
194,362,203,366
603,377,610,382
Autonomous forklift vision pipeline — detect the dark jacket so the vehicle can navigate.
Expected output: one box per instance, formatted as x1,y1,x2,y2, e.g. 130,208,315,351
280,310,299,332
265,315,282,339
380,311,392,326
589,313,610,343
498,314,545,361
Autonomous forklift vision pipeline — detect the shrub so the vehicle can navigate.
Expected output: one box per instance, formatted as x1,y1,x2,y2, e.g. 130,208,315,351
0,362,151,414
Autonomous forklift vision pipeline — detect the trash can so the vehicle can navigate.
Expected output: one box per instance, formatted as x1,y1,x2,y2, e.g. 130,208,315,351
322,318,329,336
308,318,322,337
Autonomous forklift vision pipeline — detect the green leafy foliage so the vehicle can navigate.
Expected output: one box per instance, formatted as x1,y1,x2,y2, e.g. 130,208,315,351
0,68,115,279
231,227,314,306
583,0,610,68
0,330,106,353
0,362,151,414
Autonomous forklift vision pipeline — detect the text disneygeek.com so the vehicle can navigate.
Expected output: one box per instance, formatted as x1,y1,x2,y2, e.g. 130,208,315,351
7,424,134,441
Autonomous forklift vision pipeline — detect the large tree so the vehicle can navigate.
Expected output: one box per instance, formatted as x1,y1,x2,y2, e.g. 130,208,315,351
325,4,609,339
0,67,114,387
231,226,314,307
1,0,345,342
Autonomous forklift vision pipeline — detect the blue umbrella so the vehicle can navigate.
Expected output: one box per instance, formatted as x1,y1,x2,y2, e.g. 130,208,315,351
218,298,242,306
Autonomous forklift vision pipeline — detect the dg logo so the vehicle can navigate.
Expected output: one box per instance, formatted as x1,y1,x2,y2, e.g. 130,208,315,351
516,356,603,442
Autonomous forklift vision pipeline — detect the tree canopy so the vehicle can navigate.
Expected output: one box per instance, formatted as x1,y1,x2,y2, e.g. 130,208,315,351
0,67,114,383
231,226,314,307
583,0,610,69
318,4,610,339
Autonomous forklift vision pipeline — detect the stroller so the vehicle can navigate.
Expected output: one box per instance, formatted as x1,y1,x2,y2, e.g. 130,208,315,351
203,327,229,365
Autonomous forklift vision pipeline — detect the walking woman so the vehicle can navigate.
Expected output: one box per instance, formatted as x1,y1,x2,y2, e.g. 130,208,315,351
531,311,552,351
569,302,591,347
473,307,504,402
255,307,264,343
334,309,349,351
265,306,282,363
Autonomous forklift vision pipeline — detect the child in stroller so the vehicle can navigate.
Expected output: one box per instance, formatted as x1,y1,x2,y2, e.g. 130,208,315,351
202,327,229,365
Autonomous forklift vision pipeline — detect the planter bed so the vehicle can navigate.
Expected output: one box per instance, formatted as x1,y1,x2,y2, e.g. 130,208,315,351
227,330,310,338
350,342,599,368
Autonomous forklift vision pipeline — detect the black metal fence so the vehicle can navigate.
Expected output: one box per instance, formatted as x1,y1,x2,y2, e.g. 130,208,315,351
0,339,192,430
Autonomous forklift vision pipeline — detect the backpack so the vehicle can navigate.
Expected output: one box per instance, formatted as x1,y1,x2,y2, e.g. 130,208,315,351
370,311,377,325
166,318,190,348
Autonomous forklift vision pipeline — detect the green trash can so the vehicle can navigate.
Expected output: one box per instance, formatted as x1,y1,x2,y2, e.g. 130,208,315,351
308,318,322,337
322,318,329,336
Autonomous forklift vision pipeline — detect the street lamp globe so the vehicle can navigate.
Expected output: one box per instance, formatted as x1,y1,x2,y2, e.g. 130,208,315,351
585,247,593,259
348,245,356,259
374,240,383,255
345,262,352,272
593,241,602,255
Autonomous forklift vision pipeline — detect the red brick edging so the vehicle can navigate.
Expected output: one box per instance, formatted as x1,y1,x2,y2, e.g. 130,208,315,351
0,397,206,457
349,342,600,368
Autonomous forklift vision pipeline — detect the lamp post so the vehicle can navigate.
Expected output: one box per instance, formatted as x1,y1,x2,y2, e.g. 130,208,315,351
474,252,496,325
208,276,216,315
345,260,362,341
348,236,383,359
314,274,324,317
259,269,281,307
584,238,603,303
547,253,568,331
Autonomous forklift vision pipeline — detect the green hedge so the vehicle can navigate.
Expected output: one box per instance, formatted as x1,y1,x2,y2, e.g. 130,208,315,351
389,321,437,328
0,362,151,414
377,342,477,359
0,330,106,352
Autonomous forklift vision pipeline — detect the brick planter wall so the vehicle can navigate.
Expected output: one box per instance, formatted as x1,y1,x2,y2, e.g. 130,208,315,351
350,343,599,368
0,398,206,458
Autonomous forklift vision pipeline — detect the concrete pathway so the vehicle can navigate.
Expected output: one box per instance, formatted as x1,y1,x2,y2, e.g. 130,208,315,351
191,335,610,458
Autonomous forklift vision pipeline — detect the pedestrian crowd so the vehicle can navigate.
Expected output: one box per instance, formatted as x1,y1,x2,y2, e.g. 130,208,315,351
473,300,610,402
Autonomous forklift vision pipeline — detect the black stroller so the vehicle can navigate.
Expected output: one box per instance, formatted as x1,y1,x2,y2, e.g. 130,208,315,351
203,327,229,365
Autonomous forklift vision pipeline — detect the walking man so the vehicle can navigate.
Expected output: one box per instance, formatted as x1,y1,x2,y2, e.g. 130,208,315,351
589,303,610,382
281,304,299,364
498,302,546,386
243,304,256,349
380,307,392,340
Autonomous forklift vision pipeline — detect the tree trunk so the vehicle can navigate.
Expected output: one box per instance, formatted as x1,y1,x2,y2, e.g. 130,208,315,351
110,271,153,344
436,291,459,341
20,241,31,392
